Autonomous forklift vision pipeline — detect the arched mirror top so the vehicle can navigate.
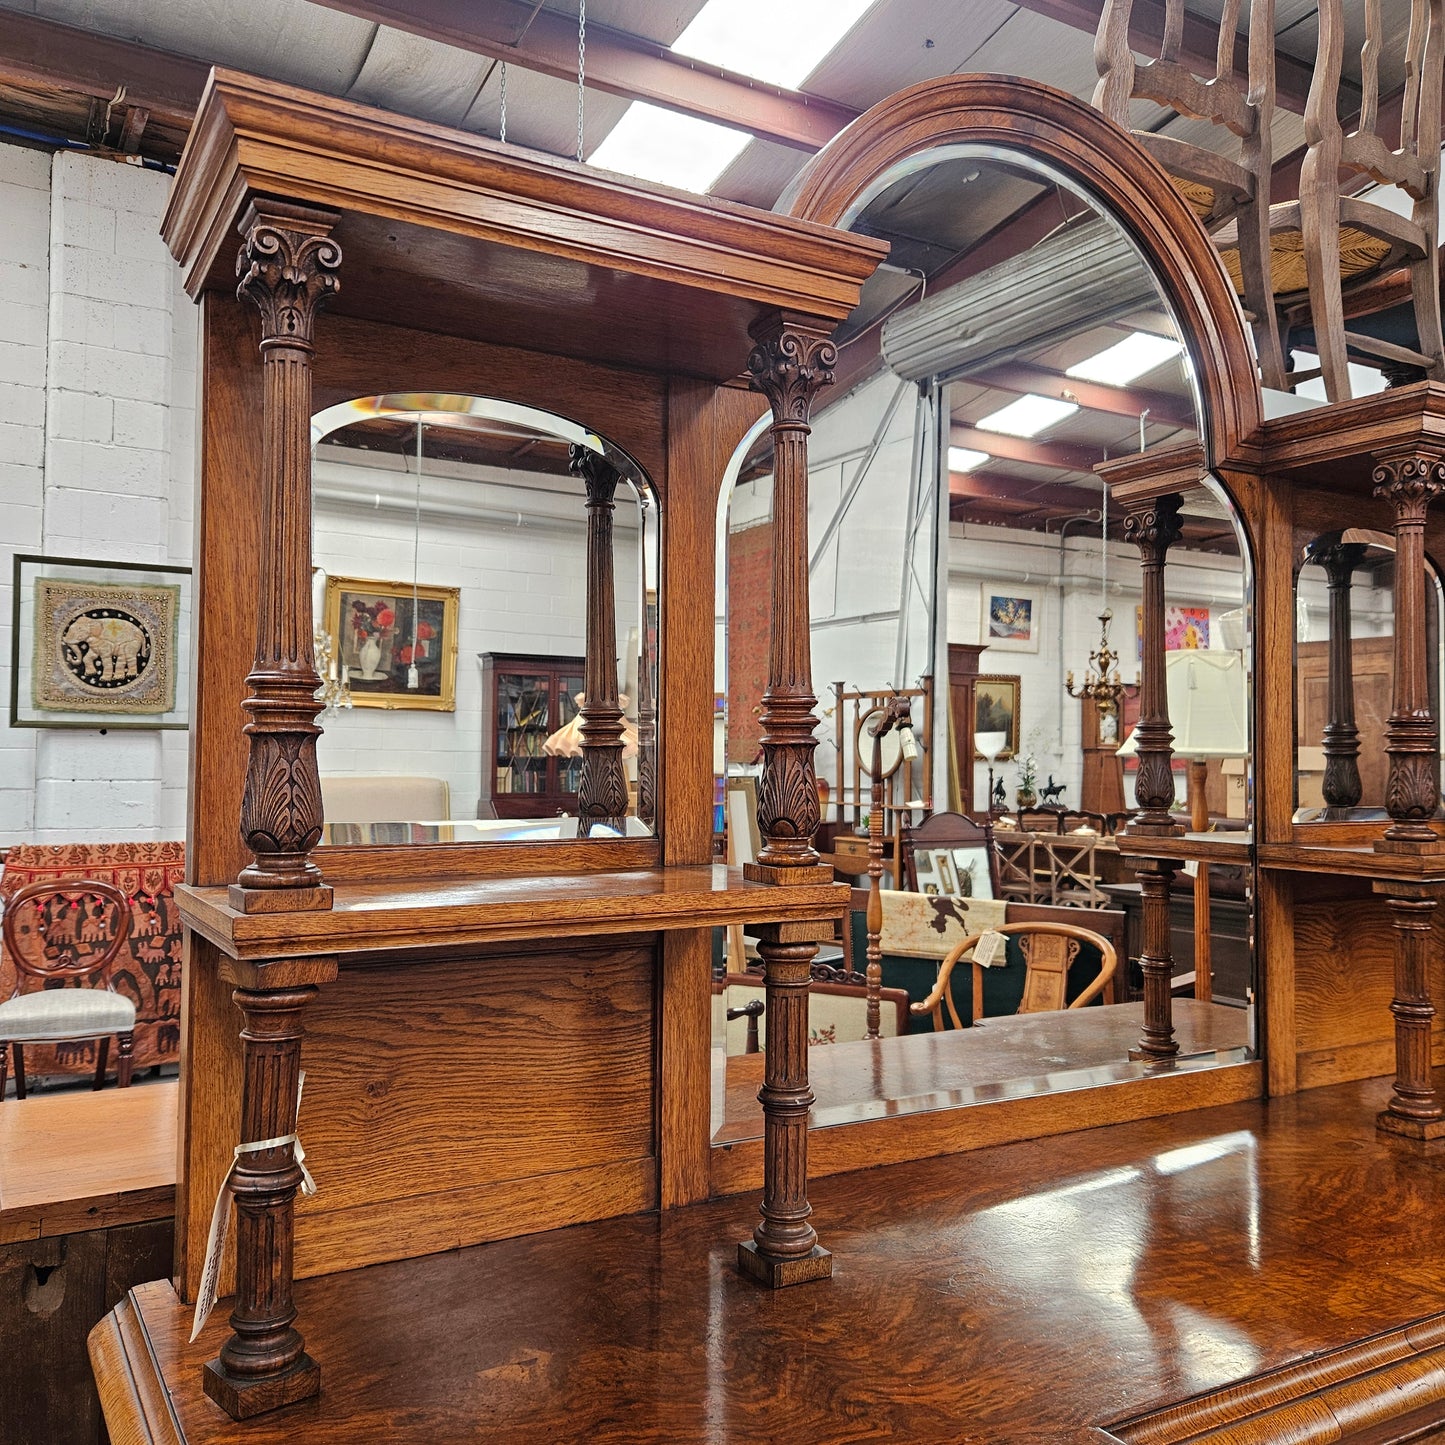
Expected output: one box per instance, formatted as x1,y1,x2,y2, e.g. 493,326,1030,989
778,75,1263,465
310,393,660,849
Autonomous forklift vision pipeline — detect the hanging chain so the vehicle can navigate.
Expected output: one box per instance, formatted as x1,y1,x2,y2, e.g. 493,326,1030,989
577,0,587,162
1101,480,1108,609
499,60,508,145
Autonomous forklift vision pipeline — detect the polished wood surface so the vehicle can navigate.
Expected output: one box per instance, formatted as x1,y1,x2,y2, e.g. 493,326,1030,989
93,1073,1445,1445
715,999,1248,1145
0,1081,175,1245
175,868,848,960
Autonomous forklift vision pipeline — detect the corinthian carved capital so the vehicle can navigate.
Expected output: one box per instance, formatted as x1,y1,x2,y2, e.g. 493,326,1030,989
236,201,342,349
1372,453,1445,520
1121,494,1184,563
747,314,838,425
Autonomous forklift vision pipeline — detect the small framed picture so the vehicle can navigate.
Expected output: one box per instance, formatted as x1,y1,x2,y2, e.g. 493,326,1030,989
323,575,460,711
913,850,940,893
950,846,994,900
931,849,959,895
981,585,1040,653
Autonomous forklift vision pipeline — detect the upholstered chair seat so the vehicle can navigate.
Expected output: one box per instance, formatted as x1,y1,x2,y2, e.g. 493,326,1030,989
0,987,137,1040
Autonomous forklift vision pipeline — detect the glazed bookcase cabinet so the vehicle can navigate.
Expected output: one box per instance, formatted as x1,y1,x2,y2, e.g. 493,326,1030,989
476,652,585,819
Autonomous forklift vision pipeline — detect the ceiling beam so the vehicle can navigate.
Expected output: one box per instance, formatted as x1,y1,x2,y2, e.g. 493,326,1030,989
951,424,1104,475
968,363,1196,431
1006,0,1323,117
949,467,1101,509
0,12,208,129
306,0,859,151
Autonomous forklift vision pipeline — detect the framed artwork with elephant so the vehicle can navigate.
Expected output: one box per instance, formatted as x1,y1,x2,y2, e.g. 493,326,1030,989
9,553,192,728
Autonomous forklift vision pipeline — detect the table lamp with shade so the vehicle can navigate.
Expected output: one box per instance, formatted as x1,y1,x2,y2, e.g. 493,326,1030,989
1116,649,1248,1001
975,730,1009,817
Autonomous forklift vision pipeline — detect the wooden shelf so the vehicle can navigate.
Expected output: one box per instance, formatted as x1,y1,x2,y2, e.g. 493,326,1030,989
1114,831,1252,865
175,866,849,961
1257,841,1445,882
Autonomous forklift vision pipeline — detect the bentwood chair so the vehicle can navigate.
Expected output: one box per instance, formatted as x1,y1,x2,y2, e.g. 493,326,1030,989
911,921,1118,1031
0,879,136,1099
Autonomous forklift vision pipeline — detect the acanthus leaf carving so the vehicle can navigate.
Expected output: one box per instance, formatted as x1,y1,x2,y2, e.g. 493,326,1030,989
236,223,342,348
748,324,838,425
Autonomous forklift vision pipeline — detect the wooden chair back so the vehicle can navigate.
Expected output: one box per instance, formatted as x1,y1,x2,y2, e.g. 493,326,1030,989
1060,809,1112,834
911,921,1118,1031
1017,808,1064,834
1,880,133,989
1296,0,1444,398
1093,0,1287,387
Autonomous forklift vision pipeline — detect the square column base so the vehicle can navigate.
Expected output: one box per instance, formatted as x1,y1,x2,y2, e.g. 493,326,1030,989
203,1354,320,1419
1128,1047,1179,1063
228,884,334,914
1376,1108,1445,1141
736,1242,832,1288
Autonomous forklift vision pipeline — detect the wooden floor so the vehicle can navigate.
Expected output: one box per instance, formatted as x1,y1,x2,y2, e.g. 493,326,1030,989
102,1073,1445,1444
714,1000,1250,1141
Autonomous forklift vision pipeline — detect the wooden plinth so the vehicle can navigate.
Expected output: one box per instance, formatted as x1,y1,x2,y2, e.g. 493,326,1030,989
735,1241,833,1287
742,861,836,887
227,884,334,915
1376,1108,1445,1141
203,1353,320,1418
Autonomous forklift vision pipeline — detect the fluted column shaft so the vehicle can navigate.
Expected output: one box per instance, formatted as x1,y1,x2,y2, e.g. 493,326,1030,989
1375,884,1445,1139
1373,456,1445,846
569,446,629,835
232,201,340,909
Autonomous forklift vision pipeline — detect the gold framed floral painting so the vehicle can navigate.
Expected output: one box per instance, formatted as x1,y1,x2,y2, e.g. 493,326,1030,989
322,575,459,711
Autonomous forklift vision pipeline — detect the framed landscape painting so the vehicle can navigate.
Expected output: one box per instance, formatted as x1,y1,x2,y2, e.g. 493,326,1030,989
974,675,1020,760
322,575,459,711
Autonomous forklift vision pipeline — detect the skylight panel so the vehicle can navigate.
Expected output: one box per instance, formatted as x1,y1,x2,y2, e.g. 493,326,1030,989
1066,332,1184,386
948,447,990,472
975,395,1079,438
587,102,751,194
671,0,877,89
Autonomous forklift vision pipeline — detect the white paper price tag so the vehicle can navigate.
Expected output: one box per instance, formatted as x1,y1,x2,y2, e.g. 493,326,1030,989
973,929,1008,969
190,1072,315,1343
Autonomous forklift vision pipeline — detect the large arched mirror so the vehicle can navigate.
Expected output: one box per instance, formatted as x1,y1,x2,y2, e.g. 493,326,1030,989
310,394,660,846
711,143,1255,1147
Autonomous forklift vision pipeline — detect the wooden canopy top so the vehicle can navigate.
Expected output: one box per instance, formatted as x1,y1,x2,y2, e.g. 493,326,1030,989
161,69,886,381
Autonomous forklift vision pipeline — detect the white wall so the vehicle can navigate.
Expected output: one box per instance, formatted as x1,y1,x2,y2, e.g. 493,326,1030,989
0,143,195,847
948,521,1248,810
312,449,642,818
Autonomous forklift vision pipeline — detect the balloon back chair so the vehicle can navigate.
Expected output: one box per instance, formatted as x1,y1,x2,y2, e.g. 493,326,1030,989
0,878,137,1099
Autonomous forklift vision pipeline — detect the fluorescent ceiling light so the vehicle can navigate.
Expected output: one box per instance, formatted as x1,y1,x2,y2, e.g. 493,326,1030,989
975,394,1078,438
948,447,990,472
1066,332,1183,386
671,0,877,89
587,102,751,193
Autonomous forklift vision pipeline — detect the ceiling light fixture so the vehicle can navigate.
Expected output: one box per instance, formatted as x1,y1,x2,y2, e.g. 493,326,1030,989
586,102,750,193
671,0,877,88
1066,331,1183,386
975,394,1078,438
948,446,990,472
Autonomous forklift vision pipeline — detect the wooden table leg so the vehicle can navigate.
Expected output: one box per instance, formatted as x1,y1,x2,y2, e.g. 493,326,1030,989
1374,882,1445,1140
203,982,323,1418
737,927,832,1288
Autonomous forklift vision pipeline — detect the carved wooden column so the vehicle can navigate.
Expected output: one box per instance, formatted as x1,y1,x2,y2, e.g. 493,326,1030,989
231,201,341,914
1373,882,1445,1139
1305,535,1369,813
203,955,336,1418
1123,494,1185,1060
569,445,629,835
737,312,837,1290
1373,454,1445,850
635,605,657,829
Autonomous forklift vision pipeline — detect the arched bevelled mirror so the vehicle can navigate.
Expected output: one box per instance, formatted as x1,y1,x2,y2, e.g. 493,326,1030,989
310,394,660,847
711,143,1256,1148
1292,531,1444,822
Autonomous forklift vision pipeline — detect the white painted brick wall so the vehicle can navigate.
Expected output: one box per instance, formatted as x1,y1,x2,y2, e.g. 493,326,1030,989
0,143,196,847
